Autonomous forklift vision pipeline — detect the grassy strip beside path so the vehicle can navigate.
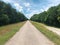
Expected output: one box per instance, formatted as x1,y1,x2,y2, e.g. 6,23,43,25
31,21,60,45
0,21,26,45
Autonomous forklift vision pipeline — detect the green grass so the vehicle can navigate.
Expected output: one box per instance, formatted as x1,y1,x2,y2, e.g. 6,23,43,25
0,21,26,45
31,21,60,45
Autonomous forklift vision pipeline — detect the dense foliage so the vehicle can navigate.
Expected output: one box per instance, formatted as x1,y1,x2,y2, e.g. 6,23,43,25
30,4,60,27
0,1,27,26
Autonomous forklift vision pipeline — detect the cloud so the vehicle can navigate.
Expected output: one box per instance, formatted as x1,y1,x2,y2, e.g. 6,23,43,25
2,0,13,3
41,0,60,11
25,10,42,19
27,8,31,11
2,0,23,12
24,3,30,7
2,0,60,19
49,0,60,5
14,3,23,12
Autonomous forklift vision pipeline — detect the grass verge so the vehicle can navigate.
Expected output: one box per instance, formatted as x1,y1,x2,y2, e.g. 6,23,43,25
31,21,60,45
0,21,26,45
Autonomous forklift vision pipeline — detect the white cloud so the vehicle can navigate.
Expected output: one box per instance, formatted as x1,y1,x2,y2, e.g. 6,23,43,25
14,3,23,12
42,0,60,11
49,0,60,5
40,9,44,12
2,0,13,3
27,8,31,11
2,0,60,19
42,5,51,11
2,0,23,12
24,3,30,7
25,10,42,19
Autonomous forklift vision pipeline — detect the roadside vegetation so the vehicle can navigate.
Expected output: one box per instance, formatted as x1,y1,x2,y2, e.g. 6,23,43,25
0,1,27,45
30,4,60,27
31,21,60,45
0,1,27,26
0,21,26,45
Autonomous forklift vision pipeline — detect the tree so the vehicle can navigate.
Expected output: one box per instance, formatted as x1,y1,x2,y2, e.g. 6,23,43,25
30,4,60,27
0,1,27,26
0,14,9,25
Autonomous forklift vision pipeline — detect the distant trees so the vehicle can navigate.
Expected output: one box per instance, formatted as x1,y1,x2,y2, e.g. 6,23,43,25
30,4,60,27
30,14,39,21
0,1,27,26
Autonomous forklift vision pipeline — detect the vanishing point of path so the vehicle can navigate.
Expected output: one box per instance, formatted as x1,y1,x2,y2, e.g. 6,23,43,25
5,21,54,45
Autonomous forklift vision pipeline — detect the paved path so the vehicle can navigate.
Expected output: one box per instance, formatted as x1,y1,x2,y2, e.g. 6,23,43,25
5,21,54,45
44,25,60,36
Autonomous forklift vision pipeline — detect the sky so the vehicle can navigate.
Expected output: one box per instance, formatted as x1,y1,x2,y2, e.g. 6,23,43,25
2,0,60,19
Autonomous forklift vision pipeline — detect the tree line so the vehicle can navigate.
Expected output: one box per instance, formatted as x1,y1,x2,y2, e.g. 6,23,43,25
0,1,27,26
30,4,60,27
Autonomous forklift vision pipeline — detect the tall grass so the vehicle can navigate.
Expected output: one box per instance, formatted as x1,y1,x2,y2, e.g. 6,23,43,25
31,21,60,45
0,21,26,45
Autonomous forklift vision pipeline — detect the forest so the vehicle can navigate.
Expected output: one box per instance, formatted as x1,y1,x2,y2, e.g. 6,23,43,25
30,4,60,27
0,1,27,26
